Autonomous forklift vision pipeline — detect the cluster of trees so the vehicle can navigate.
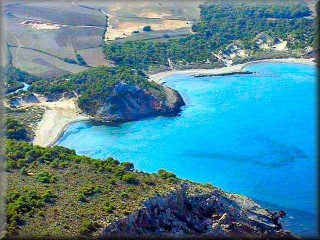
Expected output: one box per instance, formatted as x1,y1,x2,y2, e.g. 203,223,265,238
76,53,89,66
3,66,40,94
103,1,315,70
7,189,56,234
5,117,29,141
5,139,133,176
143,25,152,32
77,186,102,202
197,2,314,47
158,169,177,180
35,170,56,183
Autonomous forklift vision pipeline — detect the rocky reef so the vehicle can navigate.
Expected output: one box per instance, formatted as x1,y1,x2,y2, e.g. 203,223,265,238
102,184,293,238
92,82,185,124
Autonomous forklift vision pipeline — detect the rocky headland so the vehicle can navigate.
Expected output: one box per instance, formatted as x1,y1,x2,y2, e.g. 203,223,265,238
102,184,293,238
87,82,185,124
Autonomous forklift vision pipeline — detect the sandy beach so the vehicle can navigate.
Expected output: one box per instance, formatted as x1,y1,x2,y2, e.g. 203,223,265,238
149,58,316,83
32,98,90,147
29,57,315,147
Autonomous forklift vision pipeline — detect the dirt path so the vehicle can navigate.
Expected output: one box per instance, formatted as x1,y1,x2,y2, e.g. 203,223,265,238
7,30,22,66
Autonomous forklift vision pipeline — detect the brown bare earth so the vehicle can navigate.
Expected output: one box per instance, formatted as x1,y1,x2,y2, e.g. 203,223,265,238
77,47,114,67
102,0,204,41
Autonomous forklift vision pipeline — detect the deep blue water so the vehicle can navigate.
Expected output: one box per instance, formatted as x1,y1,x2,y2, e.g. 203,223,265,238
56,63,317,236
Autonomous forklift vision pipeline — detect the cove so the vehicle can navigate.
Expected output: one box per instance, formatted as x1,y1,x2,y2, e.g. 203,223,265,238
56,63,317,236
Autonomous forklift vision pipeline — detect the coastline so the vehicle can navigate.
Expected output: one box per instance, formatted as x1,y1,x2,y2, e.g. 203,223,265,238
44,119,91,147
34,57,315,147
149,57,316,83
32,98,90,147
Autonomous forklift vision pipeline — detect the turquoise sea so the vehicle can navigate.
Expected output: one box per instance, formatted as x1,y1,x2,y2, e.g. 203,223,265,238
56,63,317,236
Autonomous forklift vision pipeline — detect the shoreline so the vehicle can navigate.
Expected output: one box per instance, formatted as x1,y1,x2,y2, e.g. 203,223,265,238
149,57,316,83
45,119,91,147
32,98,90,147
34,57,315,147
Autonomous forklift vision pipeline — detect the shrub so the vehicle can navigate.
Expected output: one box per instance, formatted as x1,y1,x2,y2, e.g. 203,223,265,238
121,162,134,171
103,201,115,213
158,169,176,179
19,167,27,175
142,25,152,32
5,117,29,141
121,173,138,184
35,171,54,183
79,219,95,234
63,58,77,64
145,179,156,186
77,186,101,201
43,190,56,203
120,192,128,199
77,193,86,202
76,53,88,66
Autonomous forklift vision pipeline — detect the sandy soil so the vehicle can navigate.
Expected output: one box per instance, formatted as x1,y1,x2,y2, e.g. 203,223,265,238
20,20,61,30
138,12,171,18
271,41,287,51
149,58,316,83
32,98,90,147
105,17,191,41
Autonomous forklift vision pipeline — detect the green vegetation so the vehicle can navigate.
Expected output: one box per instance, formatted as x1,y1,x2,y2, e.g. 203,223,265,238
79,219,98,234
158,169,177,180
31,66,166,115
77,186,101,202
7,189,57,234
63,58,77,64
142,25,152,32
5,117,29,141
4,1,314,237
35,171,55,183
5,139,214,237
3,66,40,94
103,1,315,70
10,1,313,120
76,53,89,66
5,107,46,141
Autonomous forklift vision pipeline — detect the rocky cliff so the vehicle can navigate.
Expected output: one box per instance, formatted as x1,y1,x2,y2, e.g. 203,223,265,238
102,184,293,238
91,82,185,123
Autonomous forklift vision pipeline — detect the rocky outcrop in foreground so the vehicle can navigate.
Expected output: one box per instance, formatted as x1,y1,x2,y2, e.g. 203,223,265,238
93,82,185,123
102,185,293,238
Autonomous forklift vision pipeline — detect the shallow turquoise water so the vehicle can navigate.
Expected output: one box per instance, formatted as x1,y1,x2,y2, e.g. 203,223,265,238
56,63,317,236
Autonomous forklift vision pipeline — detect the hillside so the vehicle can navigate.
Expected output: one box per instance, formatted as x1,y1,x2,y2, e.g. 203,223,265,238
4,138,292,238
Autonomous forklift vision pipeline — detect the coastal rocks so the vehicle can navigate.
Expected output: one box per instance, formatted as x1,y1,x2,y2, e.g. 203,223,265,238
90,82,185,123
101,185,293,238
193,70,254,78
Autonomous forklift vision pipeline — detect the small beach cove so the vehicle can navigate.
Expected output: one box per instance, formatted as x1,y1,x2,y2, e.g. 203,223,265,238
54,61,317,236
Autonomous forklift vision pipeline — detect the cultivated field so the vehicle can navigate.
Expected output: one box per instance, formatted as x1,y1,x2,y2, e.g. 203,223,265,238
77,47,113,67
3,1,106,76
9,47,88,78
102,0,204,41
3,0,205,77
